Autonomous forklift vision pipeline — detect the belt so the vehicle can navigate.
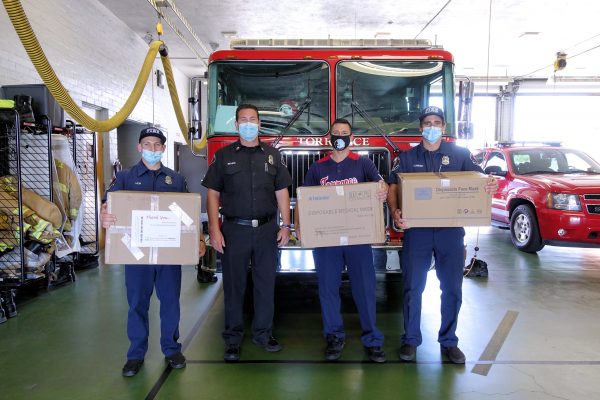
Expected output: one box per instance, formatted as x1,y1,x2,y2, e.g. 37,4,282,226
224,216,274,228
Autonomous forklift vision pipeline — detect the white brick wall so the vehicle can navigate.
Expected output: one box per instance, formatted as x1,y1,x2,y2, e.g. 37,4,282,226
0,0,190,169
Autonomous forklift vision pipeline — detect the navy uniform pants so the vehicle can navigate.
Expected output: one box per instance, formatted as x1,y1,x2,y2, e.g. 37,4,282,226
125,265,182,360
401,227,465,347
313,244,384,347
220,220,279,345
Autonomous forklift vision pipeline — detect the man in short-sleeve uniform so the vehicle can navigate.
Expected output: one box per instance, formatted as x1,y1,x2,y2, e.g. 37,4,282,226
100,127,206,377
387,106,497,364
202,104,292,362
297,118,388,363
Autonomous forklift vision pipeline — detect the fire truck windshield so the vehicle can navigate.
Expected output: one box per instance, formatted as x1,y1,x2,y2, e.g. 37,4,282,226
336,60,452,136
208,61,330,136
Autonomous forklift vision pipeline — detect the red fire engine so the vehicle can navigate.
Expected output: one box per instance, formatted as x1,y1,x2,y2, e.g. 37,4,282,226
202,38,466,272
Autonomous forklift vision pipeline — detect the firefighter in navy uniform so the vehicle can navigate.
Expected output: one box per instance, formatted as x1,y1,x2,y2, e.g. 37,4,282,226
100,127,206,377
202,104,292,362
296,118,388,363
386,106,497,364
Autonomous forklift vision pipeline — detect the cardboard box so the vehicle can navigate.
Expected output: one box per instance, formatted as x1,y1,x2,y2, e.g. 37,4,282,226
105,191,201,265
398,171,491,227
297,182,385,248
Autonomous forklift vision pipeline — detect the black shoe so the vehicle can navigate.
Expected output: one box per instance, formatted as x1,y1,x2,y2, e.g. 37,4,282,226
165,352,186,369
325,335,345,361
252,336,282,352
441,345,466,364
224,344,241,362
365,346,386,363
122,359,144,377
398,344,416,361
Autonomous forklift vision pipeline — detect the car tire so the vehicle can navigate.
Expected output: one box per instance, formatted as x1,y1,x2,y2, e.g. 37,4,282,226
510,204,545,253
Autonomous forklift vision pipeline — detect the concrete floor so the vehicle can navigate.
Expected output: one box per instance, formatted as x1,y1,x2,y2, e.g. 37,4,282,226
1,226,600,400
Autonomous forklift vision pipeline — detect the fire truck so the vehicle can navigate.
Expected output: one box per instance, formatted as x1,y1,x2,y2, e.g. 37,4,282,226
200,38,468,273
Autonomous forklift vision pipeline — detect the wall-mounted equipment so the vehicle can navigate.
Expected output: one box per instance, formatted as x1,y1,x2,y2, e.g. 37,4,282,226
156,70,165,89
553,52,567,72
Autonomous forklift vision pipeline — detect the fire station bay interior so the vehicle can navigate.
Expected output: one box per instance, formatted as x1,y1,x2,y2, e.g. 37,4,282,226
2,1,600,399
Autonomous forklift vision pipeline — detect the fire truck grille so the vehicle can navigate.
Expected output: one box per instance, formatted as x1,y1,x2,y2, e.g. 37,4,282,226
280,148,390,198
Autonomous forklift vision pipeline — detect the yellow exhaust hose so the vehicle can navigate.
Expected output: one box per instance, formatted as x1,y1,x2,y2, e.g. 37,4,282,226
161,54,206,151
2,0,206,150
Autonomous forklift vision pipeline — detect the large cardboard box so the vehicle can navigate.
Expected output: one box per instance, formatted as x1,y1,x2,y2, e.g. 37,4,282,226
105,191,201,265
297,182,385,248
398,171,491,227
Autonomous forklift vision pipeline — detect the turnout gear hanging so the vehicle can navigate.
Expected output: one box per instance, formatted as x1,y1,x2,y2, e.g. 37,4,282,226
0,175,63,228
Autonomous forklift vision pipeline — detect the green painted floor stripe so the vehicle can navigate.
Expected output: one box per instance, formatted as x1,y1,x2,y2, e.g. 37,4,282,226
182,359,600,365
472,310,519,376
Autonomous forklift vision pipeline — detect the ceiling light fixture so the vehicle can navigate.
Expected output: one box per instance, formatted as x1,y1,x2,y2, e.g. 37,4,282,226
221,31,238,39
518,31,540,38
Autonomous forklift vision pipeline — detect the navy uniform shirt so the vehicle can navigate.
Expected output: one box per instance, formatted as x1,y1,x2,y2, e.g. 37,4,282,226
303,151,383,186
104,160,188,199
388,141,483,184
201,141,292,219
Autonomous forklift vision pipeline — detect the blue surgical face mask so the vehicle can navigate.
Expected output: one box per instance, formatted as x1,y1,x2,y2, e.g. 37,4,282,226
239,122,259,141
142,149,163,165
422,126,443,143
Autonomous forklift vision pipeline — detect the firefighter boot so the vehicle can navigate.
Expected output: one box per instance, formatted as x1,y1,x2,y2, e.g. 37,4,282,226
13,95,35,123
0,298,7,324
1,290,17,318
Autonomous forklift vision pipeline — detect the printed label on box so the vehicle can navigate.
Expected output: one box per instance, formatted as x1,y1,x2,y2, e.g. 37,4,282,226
131,210,181,247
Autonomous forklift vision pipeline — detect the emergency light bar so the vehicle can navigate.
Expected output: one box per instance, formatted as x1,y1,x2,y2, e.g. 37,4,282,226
230,38,438,50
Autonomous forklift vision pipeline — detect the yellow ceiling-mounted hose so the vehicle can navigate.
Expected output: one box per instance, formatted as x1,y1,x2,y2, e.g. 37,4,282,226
161,50,206,150
2,0,206,150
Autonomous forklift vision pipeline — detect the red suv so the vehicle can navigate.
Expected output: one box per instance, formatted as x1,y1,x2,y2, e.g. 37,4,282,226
473,143,600,252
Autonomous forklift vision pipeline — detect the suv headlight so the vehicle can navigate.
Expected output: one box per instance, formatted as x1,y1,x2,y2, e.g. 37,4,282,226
547,193,582,211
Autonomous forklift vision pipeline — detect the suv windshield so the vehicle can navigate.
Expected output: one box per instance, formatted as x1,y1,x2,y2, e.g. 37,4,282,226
510,148,600,174
208,61,329,136
336,60,455,136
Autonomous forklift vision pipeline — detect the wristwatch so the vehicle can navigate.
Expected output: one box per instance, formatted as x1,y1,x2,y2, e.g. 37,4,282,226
281,224,292,230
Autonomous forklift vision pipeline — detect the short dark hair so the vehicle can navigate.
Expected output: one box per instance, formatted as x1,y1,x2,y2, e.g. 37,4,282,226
331,118,352,132
236,104,260,121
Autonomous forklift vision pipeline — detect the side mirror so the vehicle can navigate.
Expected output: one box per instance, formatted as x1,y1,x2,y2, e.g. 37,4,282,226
188,78,207,155
484,165,507,177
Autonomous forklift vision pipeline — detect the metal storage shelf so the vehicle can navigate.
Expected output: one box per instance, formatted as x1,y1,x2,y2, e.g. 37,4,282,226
0,109,54,288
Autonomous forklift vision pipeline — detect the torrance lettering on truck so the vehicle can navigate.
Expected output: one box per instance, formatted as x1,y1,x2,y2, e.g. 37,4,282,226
298,137,370,146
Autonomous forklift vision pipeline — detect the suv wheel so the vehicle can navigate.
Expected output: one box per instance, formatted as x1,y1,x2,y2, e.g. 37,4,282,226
510,204,544,253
